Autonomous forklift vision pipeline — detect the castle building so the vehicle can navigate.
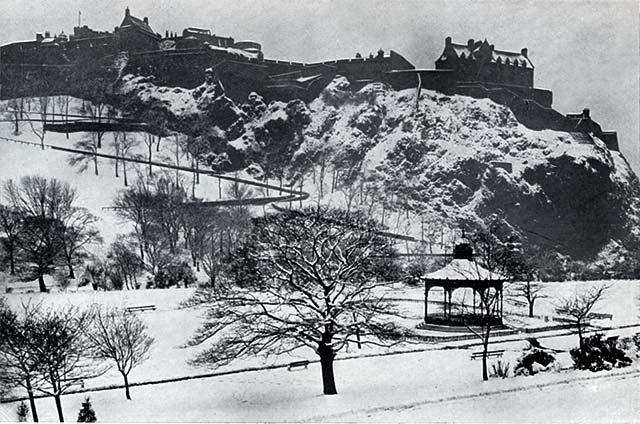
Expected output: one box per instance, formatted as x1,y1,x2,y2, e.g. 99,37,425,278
114,7,161,52
436,37,534,88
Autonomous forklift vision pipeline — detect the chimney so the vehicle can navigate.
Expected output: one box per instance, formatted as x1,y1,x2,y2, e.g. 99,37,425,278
583,108,591,119
490,44,495,52
144,17,149,25
36,32,43,42
445,36,452,47
44,31,51,38
467,38,475,50
125,6,130,17
521,48,528,58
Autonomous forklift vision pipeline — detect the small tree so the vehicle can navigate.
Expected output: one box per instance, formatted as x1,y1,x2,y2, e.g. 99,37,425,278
554,284,609,349
76,397,97,423
0,204,23,275
16,401,30,422
30,306,104,422
513,280,546,318
0,301,44,422
189,207,412,395
86,307,154,400
68,136,101,176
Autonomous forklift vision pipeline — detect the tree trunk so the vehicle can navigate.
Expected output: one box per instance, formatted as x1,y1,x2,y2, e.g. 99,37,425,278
123,372,132,400
482,349,489,381
123,161,128,186
26,379,39,422
528,300,534,318
318,343,337,395
68,262,75,279
38,273,47,292
577,321,584,350
9,248,15,275
93,155,98,176
148,141,153,176
54,393,64,422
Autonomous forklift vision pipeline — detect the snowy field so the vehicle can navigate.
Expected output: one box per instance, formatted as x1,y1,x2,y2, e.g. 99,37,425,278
0,335,638,422
0,279,638,422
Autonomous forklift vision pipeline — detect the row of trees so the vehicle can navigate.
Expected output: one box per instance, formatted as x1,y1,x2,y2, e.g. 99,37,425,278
92,172,253,290
0,177,102,291
0,300,154,422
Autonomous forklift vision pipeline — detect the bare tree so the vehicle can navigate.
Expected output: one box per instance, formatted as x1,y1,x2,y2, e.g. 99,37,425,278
58,208,102,278
0,204,23,275
463,285,503,381
4,177,101,286
512,280,546,318
26,95,51,150
68,135,101,176
117,132,141,187
30,305,104,422
554,284,610,349
86,307,154,400
0,300,45,422
106,236,144,290
188,207,412,395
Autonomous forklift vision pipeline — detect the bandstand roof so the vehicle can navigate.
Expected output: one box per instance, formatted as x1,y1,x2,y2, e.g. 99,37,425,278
423,259,505,282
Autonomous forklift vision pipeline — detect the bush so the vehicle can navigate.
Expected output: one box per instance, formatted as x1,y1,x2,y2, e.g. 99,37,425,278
570,334,632,372
16,401,29,422
514,349,556,376
490,360,510,378
77,396,97,422
150,260,196,289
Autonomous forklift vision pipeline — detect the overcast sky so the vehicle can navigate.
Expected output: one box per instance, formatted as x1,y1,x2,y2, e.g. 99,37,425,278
1,0,638,172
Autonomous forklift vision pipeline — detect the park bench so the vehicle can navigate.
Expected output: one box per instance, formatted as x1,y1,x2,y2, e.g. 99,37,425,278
587,312,613,320
470,349,505,360
287,360,310,371
62,378,85,389
125,305,156,313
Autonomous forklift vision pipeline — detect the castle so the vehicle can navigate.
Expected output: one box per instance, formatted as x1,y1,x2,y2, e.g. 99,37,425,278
0,7,619,150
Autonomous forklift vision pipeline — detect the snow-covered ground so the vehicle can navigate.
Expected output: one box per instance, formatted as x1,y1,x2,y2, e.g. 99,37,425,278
1,335,638,422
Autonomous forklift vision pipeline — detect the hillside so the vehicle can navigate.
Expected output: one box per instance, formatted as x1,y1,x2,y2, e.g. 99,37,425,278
117,75,640,268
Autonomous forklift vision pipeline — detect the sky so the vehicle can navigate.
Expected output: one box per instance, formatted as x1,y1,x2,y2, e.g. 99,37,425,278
1,0,638,172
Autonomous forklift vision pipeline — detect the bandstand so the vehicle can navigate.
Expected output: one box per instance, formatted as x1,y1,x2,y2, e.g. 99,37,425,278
421,238,505,326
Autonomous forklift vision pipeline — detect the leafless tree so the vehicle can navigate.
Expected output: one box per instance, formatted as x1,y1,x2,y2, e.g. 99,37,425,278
188,207,412,395
86,306,154,400
30,305,104,422
463,285,503,381
3,98,24,135
0,204,23,275
105,236,144,290
117,132,141,187
554,284,610,349
58,207,102,278
0,300,45,422
3,177,79,291
68,135,101,176
26,95,51,150
512,280,546,318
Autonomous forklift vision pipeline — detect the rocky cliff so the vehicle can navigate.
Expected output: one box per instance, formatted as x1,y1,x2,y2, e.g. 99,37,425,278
117,75,640,271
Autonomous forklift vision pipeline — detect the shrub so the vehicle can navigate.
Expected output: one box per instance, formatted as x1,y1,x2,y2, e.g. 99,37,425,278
514,349,556,376
490,360,510,378
570,334,632,372
16,401,29,422
150,260,196,289
77,397,97,422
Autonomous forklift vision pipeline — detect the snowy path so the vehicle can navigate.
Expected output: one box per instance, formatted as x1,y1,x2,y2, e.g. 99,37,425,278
340,371,640,422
